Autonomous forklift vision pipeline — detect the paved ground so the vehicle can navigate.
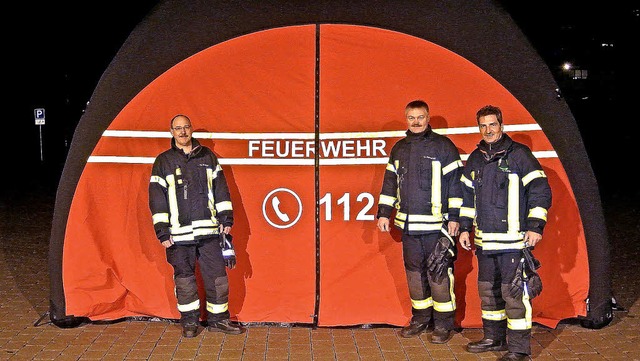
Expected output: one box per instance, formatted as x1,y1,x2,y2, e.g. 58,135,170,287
1,185,638,361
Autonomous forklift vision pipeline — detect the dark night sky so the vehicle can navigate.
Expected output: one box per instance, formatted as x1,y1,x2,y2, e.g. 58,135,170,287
8,1,640,199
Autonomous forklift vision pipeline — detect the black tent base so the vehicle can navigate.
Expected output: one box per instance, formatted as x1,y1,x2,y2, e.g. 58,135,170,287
33,310,90,328
579,313,613,329
50,313,90,328
579,297,616,329
45,300,90,328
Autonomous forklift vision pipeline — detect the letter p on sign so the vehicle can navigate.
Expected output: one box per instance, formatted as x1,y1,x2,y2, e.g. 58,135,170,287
34,108,45,125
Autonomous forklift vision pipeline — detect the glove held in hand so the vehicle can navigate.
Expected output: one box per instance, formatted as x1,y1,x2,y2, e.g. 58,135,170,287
220,233,236,269
509,248,542,299
426,233,456,284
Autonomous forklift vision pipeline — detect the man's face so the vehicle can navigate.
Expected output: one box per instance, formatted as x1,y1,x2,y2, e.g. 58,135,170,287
171,116,193,147
405,107,429,134
478,114,503,144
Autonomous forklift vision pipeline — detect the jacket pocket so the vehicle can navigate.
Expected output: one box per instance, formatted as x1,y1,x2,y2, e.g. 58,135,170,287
418,156,433,191
492,171,508,209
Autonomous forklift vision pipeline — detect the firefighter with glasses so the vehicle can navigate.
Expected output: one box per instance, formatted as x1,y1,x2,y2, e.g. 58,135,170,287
149,114,244,337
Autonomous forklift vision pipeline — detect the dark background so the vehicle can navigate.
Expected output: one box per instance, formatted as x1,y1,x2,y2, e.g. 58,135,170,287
7,1,640,203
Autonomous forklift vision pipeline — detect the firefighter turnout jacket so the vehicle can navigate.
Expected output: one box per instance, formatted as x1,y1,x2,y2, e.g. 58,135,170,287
459,134,551,253
377,127,463,233
149,137,234,245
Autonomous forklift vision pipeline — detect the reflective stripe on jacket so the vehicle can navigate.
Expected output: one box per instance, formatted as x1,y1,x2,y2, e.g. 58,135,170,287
377,127,463,234
459,134,551,253
149,138,233,244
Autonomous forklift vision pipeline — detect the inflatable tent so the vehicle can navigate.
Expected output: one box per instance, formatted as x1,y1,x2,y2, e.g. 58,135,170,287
48,0,612,329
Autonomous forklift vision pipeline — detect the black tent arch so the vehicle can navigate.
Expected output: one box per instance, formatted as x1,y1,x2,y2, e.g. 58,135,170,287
48,0,611,329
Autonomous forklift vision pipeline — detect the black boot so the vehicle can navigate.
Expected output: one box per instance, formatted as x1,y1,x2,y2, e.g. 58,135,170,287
400,320,429,338
207,319,245,335
429,327,452,344
466,338,508,353
181,321,199,338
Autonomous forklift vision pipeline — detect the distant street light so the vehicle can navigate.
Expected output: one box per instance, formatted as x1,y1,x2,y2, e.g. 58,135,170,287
562,62,572,71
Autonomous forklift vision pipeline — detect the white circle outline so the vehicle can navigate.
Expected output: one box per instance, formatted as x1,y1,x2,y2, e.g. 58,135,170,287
262,188,303,229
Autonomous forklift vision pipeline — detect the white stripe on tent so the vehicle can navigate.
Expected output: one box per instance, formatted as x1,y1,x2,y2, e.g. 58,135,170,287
101,124,541,139
91,125,555,165
89,156,156,164
88,151,556,165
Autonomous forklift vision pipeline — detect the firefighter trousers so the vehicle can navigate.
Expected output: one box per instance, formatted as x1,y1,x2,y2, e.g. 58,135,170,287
166,236,230,325
476,248,532,355
401,232,456,330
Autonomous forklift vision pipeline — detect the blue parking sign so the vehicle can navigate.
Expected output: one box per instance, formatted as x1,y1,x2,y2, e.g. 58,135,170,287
34,108,45,125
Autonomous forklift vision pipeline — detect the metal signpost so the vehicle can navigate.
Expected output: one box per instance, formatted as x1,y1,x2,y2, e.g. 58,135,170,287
34,108,45,162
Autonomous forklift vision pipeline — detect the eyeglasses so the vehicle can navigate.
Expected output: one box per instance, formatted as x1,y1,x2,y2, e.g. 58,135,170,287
407,115,426,121
172,125,192,132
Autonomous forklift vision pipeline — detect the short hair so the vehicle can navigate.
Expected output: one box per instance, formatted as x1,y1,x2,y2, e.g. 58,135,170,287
170,114,191,128
405,100,429,113
476,105,503,125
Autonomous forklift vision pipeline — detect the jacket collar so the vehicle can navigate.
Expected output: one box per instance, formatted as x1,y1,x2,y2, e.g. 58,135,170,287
405,125,432,141
171,137,202,157
478,133,513,162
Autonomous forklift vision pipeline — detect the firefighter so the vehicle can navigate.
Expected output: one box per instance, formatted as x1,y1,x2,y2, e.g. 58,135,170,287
459,105,552,361
149,114,244,337
377,100,463,343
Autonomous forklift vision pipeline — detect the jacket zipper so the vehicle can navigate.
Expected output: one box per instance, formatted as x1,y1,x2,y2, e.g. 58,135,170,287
184,181,188,200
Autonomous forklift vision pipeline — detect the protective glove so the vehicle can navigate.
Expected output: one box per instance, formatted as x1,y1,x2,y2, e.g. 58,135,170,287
509,257,526,298
509,248,542,298
220,233,236,269
426,232,456,284
523,248,542,298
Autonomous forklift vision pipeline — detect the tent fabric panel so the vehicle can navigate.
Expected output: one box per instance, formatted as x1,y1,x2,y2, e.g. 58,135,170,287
318,165,410,326
317,25,588,327
224,165,318,323
64,164,178,320
62,25,318,322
